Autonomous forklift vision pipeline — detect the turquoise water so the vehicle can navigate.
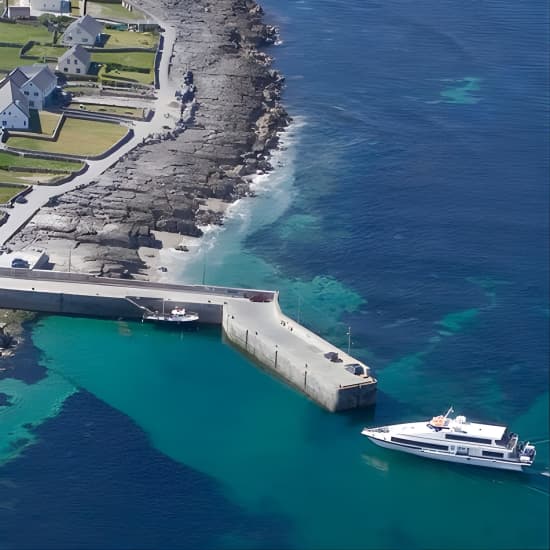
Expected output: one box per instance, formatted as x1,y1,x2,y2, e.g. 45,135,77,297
1,0,549,547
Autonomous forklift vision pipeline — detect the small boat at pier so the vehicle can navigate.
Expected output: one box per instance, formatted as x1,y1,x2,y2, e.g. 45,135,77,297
143,306,199,325
362,407,536,471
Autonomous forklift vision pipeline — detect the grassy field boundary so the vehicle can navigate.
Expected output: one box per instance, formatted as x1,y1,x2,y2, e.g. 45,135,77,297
6,120,134,160
9,113,66,142
0,183,28,206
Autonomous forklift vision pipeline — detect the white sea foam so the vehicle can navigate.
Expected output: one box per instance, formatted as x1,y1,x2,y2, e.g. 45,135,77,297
165,116,307,284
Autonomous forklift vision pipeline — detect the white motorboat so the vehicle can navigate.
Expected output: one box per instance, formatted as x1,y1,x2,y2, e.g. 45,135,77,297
143,306,199,325
362,407,536,471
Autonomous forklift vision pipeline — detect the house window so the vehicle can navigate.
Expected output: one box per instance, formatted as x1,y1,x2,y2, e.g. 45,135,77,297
1,121,6,126
83,38,88,42
76,68,81,73
29,101,34,107
64,67,68,72
24,91,29,95
34,92,38,96
74,59,77,64
23,120,27,126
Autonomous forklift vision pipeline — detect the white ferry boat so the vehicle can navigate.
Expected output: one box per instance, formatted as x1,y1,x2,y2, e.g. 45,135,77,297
362,408,536,471
143,306,199,325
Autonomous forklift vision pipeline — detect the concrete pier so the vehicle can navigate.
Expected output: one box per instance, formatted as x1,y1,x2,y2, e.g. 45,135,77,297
0,268,377,411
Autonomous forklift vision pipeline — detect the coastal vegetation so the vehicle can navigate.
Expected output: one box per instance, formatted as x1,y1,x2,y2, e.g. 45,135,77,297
7,118,127,157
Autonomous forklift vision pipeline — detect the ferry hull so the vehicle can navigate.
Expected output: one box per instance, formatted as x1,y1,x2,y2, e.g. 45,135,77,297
365,436,529,472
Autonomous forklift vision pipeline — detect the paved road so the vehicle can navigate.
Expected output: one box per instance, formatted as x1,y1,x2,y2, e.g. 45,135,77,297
0,21,180,247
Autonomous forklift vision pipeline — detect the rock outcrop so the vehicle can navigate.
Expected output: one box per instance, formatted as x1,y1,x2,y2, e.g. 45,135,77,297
9,0,290,278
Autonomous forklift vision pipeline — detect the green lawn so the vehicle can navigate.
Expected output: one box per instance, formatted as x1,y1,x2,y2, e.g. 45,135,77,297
70,102,145,118
27,111,63,135
0,46,22,72
8,118,127,156
0,183,25,203
98,65,154,85
0,21,53,44
86,1,145,21
93,50,155,85
91,50,155,69
104,29,158,49
0,151,83,172
0,170,60,185
26,44,67,60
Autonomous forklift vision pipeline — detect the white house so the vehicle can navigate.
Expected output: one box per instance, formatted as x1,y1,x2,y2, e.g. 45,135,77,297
61,15,103,46
0,80,30,130
30,0,71,13
14,65,58,110
57,44,91,75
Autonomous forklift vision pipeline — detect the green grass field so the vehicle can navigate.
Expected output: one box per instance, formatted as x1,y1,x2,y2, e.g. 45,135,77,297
86,1,145,21
0,151,83,172
70,102,145,118
26,44,67,60
0,46,23,72
98,65,154,85
91,50,155,69
104,29,158,49
0,21,53,44
0,170,60,185
93,50,155,85
0,183,25,203
8,118,127,156
27,111,63,135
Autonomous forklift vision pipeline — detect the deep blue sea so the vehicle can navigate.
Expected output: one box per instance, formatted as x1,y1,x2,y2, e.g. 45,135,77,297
1,0,549,548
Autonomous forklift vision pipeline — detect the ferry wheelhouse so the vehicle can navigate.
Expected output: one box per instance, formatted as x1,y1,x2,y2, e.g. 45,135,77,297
362,408,536,471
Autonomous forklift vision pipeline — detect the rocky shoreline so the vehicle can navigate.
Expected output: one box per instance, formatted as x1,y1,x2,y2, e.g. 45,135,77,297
7,0,290,278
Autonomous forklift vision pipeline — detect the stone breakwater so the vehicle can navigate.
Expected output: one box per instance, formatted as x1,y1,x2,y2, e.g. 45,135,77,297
8,0,290,278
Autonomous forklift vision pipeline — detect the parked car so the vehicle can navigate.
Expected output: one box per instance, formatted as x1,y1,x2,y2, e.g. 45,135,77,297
11,258,30,269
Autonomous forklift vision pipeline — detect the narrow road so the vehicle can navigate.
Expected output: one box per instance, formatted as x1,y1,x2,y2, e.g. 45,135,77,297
0,21,179,247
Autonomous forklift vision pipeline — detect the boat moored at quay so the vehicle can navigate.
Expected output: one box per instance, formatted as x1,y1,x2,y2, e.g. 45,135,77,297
362,408,536,471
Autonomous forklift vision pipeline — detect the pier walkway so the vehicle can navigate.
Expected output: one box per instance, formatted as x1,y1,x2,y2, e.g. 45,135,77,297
0,268,377,411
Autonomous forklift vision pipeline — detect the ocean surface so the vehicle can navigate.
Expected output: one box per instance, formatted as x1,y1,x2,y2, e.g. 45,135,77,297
1,0,549,548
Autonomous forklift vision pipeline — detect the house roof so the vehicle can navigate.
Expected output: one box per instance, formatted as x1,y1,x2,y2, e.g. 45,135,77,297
19,64,57,93
64,14,103,39
7,68,29,88
0,79,30,118
59,44,91,65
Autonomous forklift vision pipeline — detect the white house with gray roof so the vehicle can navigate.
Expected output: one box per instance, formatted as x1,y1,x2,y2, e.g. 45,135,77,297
0,80,30,130
16,65,57,110
61,15,103,46
57,44,91,75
